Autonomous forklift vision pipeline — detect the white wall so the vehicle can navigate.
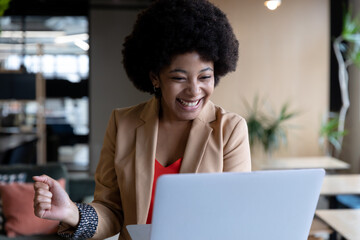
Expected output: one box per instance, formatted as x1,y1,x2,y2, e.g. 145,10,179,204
89,9,150,174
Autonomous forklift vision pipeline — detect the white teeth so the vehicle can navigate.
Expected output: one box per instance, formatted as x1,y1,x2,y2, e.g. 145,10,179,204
178,99,200,107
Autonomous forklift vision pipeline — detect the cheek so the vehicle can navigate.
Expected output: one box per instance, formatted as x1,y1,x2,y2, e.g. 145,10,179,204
206,88,214,97
161,85,180,100
204,82,215,95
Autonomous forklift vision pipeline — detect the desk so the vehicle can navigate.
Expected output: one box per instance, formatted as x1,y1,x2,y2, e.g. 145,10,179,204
316,209,360,240
321,174,360,196
255,156,350,171
319,174,360,211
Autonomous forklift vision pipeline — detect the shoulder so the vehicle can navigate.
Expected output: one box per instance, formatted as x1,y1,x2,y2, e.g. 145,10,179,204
209,105,249,160
211,103,247,129
112,101,148,120
206,103,248,143
108,98,156,129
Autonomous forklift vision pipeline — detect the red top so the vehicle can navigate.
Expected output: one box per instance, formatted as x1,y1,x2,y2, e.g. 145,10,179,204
146,158,182,224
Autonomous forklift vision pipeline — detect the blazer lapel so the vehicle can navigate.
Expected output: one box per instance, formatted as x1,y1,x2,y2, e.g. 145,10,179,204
180,101,216,173
134,99,216,221
135,97,159,224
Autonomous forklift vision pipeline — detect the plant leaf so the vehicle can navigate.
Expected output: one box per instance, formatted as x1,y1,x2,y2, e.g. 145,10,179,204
0,0,11,16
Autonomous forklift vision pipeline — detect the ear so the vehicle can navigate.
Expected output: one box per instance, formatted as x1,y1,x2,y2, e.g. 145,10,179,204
149,72,160,88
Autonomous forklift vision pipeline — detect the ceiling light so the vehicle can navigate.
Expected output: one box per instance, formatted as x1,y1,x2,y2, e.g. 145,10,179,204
264,0,281,10
55,34,89,51
1,31,65,38
74,39,89,51
54,33,89,44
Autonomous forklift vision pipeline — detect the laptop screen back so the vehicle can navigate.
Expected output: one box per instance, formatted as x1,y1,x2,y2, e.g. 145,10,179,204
149,169,324,240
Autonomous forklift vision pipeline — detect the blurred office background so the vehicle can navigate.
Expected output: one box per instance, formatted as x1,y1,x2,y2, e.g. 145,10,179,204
0,0,359,176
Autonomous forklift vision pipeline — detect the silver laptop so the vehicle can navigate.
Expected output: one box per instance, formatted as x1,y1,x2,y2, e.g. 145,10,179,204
127,169,325,240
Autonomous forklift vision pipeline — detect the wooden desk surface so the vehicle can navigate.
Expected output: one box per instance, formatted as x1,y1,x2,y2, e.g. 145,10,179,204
254,156,350,171
321,174,360,196
316,209,360,240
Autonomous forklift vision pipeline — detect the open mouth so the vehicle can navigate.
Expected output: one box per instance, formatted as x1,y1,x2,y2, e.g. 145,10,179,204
177,98,202,108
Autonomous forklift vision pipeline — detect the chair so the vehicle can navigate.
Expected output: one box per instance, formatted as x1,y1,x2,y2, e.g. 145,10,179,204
336,195,360,209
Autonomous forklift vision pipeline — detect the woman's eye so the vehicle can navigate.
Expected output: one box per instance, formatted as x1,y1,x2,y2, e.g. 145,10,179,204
171,77,186,80
200,76,212,80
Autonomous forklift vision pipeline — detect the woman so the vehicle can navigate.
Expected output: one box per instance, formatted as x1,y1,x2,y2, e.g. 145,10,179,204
33,0,251,239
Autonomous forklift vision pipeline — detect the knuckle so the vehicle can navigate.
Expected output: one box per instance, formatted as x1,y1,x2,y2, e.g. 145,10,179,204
37,188,52,197
39,202,51,210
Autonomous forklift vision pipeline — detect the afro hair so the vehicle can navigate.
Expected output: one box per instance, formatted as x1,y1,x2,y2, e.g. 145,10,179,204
122,0,239,94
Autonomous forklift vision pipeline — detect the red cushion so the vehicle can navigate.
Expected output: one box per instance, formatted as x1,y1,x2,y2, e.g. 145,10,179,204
0,179,65,237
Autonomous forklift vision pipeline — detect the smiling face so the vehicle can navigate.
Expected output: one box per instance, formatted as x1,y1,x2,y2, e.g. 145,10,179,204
151,52,215,122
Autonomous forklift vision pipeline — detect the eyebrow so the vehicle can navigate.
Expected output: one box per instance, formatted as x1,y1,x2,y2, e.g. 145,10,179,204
169,67,214,74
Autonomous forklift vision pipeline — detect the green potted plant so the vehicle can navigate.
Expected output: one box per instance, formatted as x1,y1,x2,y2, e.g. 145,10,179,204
319,114,348,157
244,96,298,161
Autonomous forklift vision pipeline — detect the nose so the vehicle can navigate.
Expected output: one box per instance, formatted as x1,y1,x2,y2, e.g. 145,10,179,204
187,79,201,96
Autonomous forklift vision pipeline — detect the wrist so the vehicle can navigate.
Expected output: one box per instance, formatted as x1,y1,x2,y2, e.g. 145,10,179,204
62,201,80,227
58,203,98,239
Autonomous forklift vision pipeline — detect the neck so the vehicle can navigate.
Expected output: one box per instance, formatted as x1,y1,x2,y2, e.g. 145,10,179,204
159,116,192,129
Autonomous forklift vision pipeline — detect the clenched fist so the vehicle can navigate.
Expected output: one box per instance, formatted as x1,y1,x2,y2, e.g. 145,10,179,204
33,175,80,227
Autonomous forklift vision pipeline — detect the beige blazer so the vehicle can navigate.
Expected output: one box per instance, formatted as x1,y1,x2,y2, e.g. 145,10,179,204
89,97,251,240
